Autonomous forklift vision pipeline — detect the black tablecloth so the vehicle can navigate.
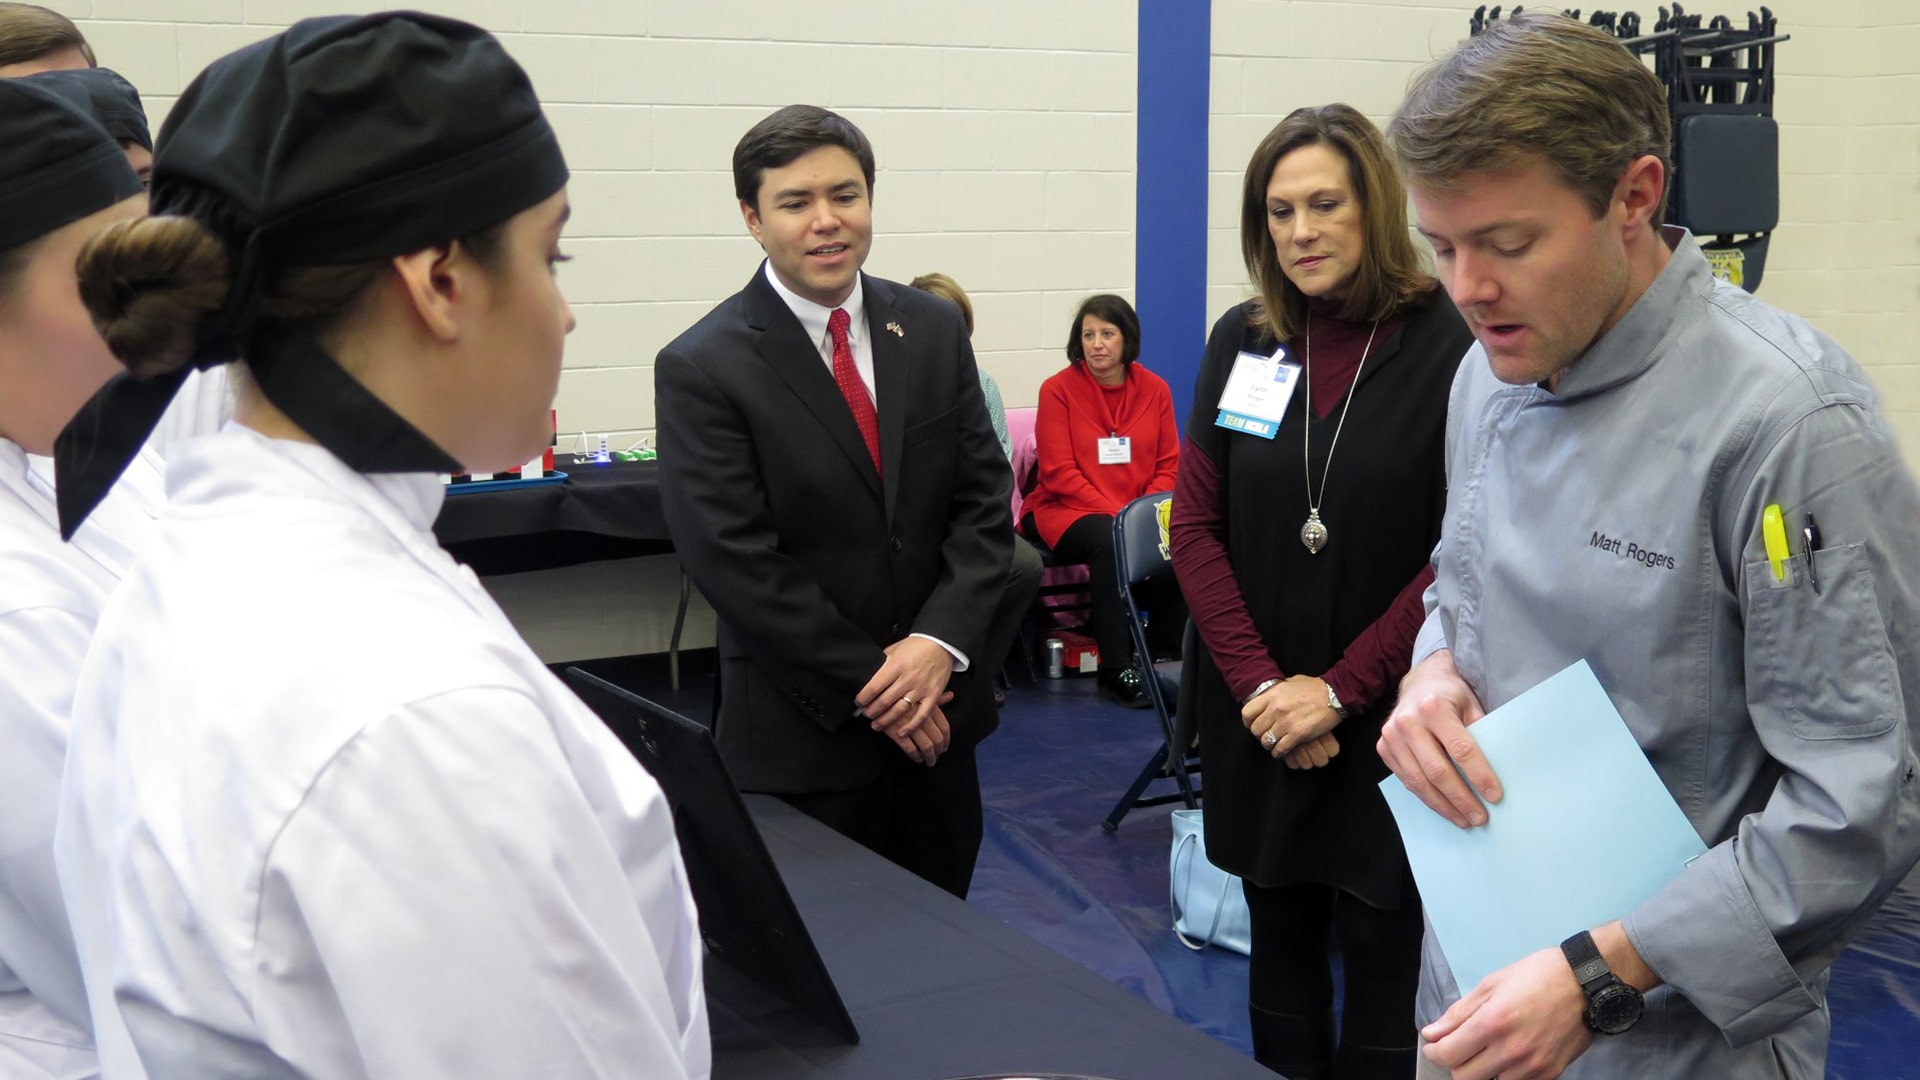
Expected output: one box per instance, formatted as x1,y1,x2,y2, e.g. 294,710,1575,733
720,797,1274,1080
432,458,670,575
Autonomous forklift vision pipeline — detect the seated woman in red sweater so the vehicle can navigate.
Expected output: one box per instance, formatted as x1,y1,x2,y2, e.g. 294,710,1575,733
1020,294,1180,707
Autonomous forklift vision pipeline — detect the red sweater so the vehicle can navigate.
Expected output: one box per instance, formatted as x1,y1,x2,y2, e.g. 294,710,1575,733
1024,361,1180,547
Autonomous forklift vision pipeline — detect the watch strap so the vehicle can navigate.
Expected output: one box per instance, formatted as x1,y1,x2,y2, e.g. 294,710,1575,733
1561,929,1645,1035
1560,930,1612,990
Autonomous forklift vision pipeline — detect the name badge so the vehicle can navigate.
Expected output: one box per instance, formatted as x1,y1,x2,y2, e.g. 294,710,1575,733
1213,347,1301,440
1097,436,1132,465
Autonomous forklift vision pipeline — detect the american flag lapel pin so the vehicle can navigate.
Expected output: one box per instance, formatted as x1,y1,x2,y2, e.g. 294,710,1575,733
885,321,905,338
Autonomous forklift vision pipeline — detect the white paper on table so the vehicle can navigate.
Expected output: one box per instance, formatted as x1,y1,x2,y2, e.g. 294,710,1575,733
1380,660,1708,992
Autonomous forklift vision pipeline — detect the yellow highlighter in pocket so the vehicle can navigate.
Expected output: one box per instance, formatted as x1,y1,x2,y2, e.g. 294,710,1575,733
1762,503,1790,581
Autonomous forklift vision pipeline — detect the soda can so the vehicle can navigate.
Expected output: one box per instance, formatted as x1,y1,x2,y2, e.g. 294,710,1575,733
1044,637,1065,679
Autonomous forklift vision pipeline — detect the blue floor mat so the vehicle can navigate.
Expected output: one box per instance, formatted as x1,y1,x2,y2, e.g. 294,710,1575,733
967,673,1251,1048
572,650,1920,1074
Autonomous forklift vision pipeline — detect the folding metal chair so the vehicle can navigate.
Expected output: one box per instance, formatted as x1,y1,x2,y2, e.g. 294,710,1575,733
1101,491,1200,833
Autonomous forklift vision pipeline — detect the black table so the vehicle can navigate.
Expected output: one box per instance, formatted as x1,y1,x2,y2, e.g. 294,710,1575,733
721,796,1274,1080
432,458,668,576
434,457,709,685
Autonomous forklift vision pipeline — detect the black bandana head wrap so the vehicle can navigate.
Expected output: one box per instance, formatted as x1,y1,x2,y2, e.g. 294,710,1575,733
54,11,569,537
22,67,152,152
0,76,141,254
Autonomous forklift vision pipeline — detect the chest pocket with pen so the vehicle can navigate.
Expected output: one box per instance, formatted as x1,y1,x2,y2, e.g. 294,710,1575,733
1743,542,1900,741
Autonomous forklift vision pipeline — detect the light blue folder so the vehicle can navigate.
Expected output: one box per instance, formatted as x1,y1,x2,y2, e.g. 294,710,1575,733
1380,660,1707,992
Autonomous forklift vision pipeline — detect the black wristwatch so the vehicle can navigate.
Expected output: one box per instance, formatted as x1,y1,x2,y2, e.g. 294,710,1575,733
1560,930,1644,1035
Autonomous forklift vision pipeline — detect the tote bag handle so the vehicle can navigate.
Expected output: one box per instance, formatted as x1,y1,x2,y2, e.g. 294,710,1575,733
1170,828,1235,951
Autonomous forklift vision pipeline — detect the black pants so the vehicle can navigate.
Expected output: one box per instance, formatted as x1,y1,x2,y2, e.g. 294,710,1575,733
780,741,983,899
983,534,1045,683
1039,513,1182,673
1243,880,1425,1078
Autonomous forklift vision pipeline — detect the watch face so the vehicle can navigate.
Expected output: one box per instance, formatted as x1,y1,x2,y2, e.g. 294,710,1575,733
1588,983,1644,1035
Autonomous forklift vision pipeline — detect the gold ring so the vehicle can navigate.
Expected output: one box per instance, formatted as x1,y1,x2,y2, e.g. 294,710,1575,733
903,695,917,707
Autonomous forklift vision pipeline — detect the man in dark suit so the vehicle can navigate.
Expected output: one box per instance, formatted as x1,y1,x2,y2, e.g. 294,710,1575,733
656,105,1012,898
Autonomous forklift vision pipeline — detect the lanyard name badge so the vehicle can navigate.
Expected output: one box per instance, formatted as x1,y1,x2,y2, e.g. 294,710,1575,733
1090,366,1133,464
1214,346,1301,439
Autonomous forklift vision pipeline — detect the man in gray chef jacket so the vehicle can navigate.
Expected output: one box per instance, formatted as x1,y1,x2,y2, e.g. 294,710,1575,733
1377,12,1920,1080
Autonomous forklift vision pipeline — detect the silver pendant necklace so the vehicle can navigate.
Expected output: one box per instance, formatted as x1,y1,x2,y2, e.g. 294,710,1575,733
1300,311,1381,554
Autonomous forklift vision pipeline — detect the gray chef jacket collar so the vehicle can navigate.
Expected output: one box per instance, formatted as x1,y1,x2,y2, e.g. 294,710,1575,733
1543,226,1698,402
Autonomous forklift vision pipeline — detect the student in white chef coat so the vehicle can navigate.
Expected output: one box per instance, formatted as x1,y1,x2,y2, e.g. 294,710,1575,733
18,66,233,548
20,65,235,453
0,76,150,1080
51,14,709,1080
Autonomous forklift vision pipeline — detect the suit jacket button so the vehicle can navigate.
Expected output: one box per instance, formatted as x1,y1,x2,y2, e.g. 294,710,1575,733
890,535,903,552
889,623,900,637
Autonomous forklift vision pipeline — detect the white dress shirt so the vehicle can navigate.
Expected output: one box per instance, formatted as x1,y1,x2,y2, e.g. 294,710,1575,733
763,259,875,402
56,426,710,1080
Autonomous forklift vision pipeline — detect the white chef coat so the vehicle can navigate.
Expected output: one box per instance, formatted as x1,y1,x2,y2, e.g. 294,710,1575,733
0,360,234,1080
19,367,228,579
142,368,235,459
56,425,709,1080
0,433,172,1080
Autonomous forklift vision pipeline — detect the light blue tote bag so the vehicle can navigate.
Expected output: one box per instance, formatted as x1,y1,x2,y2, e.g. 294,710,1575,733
1169,808,1252,954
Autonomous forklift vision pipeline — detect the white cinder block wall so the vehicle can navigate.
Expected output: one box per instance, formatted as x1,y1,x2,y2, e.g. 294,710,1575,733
42,1,1918,658
51,0,1140,455
52,1,1916,448
1210,0,1920,460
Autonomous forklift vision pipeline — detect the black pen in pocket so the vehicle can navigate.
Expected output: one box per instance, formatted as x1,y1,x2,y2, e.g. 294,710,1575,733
1801,512,1824,595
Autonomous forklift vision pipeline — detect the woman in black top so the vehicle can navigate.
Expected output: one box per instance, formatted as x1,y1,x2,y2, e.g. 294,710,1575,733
1170,105,1474,1079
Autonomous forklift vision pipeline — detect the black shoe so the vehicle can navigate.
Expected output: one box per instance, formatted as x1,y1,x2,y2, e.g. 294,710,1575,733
1097,667,1152,709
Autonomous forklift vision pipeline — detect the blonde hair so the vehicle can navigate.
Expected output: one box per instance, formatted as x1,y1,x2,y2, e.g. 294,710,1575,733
1390,10,1671,219
908,272,973,336
1238,103,1431,344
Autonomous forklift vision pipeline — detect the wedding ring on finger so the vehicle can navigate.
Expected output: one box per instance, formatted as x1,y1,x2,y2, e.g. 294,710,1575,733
1262,730,1279,750
902,695,917,708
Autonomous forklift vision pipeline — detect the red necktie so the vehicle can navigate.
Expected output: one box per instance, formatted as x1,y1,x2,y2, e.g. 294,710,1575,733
828,308,881,476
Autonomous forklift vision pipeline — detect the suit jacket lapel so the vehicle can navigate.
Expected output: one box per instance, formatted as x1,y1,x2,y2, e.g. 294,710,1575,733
742,267,882,499
866,275,909,525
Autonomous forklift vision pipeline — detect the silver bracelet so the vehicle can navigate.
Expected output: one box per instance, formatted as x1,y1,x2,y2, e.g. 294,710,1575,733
1241,677,1281,705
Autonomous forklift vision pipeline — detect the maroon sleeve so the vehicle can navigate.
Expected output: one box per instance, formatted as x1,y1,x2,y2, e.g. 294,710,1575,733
1321,562,1434,714
1170,435,1284,700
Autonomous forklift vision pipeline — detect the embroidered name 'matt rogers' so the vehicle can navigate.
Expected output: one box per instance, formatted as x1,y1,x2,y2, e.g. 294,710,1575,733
1590,530,1678,570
